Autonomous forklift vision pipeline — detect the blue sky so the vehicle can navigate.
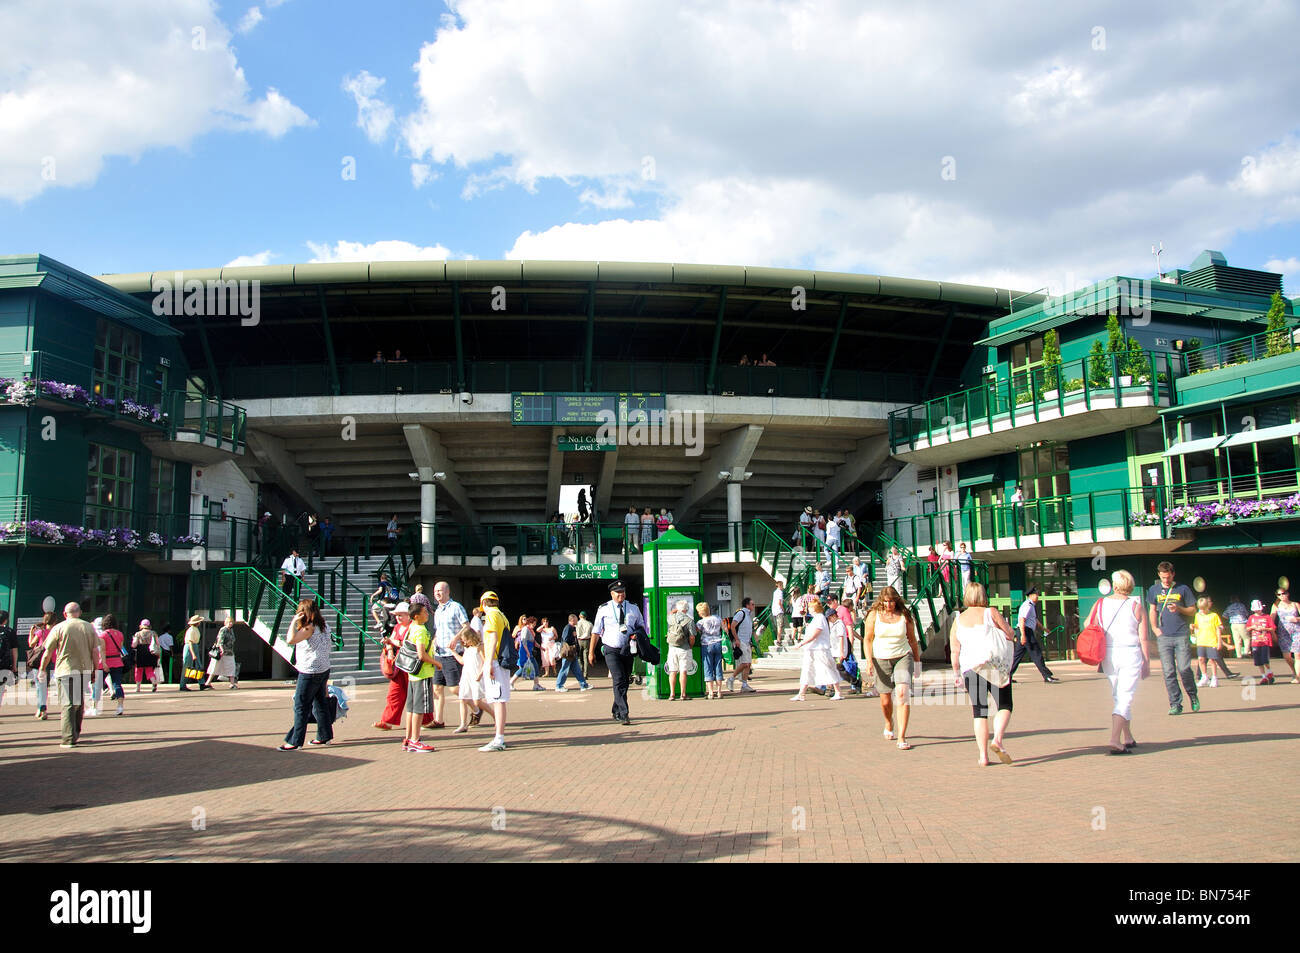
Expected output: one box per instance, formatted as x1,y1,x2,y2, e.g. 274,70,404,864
2,0,1298,296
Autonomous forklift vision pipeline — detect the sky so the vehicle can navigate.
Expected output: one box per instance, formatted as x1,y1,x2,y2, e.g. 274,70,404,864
2,0,1299,298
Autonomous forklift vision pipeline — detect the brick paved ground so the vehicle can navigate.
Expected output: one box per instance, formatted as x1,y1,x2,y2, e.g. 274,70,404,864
1,659,1297,862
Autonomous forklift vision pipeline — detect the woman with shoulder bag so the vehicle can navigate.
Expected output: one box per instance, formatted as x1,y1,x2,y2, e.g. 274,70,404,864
950,582,1017,766
204,614,239,690
1098,570,1150,754
279,600,335,750
100,614,129,716
132,620,161,693
28,612,56,720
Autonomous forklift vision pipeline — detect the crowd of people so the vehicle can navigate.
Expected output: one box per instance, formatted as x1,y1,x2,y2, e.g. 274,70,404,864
15,556,1297,765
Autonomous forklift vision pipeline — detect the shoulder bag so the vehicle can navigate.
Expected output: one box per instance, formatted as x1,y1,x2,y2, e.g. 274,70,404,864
1076,597,1120,667
394,634,422,675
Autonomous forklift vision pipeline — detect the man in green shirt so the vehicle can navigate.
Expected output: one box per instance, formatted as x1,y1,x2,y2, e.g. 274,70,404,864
39,602,101,748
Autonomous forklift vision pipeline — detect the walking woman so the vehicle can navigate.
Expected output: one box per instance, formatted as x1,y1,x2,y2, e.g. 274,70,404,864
863,586,921,750
180,614,207,691
950,582,1017,766
1097,570,1149,754
790,597,846,702
509,616,542,690
100,614,128,716
204,614,239,689
28,612,56,720
279,600,334,750
1273,588,1300,682
132,620,160,693
886,547,906,597
696,602,725,699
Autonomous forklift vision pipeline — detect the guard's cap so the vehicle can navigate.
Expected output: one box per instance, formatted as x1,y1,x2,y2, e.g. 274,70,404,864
608,581,626,593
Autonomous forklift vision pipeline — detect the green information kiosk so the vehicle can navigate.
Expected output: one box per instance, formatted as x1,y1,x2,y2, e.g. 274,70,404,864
642,528,705,699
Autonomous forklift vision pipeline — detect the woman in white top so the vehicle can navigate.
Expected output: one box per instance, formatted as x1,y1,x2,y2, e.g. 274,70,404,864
885,547,905,596
950,582,1017,766
537,618,558,678
790,597,846,702
863,586,921,750
1098,569,1150,754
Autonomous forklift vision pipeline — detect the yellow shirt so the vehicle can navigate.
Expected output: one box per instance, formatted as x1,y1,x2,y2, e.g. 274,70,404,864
482,607,509,665
1192,612,1222,648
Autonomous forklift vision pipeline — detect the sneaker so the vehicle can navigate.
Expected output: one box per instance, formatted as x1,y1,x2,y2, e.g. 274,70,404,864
579,685,593,691
1196,675,1207,687
479,738,506,752
1168,705,1183,716
115,703,124,716
85,707,98,717
36,710,47,720
726,676,736,692
1209,677,1218,688
59,742,75,749
1225,672,1241,679
555,686,569,692
405,741,435,752
1191,697,1201,712
740,683,756,693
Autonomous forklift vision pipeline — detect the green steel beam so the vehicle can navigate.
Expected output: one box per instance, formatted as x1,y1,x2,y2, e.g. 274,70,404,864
922,306,956,397
317,287,341,396
705,287,728,395
819,296,849,398
192,311,221,397
452,281,466,393
583,281,596,391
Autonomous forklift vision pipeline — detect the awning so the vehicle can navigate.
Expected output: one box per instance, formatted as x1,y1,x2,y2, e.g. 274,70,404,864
1162,435,1225,456
1221,421,1300,448
958,462,1000,487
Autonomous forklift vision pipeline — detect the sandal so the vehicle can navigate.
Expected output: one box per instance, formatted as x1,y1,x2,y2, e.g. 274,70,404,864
989,741,1013,764
373,721,394,730
883,729,895,741
453,726,468,734
896,740,912,750
277,744,299,751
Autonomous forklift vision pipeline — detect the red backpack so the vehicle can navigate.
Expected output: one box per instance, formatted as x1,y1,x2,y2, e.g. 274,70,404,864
1076,598,1117,666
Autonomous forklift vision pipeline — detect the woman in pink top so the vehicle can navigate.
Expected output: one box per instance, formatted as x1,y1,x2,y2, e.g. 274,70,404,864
100,613,128,716
28,612,55,720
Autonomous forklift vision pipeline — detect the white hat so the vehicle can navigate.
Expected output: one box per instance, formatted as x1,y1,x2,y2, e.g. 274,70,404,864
393,602,410,614
1251,599,1264,612
263,511,271,517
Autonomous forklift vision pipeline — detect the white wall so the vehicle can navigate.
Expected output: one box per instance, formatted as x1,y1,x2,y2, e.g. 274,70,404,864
190,460,256,548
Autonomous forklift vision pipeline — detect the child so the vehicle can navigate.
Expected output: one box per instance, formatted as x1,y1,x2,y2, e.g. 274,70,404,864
1193,596,1226,688
452,625,485,733
1247,599,1277,685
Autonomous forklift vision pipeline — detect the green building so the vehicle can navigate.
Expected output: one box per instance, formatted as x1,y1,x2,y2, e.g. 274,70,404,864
884,251,1300,650
0,254,247,638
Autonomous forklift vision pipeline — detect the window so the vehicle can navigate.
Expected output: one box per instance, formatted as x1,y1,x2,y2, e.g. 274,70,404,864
86,443,135,529
1010,337,1045,368
150,458,175,517
93,319,142,403
1256,439,1298,479
80,572,128,622
1018,443,1070,499
1131,424,1164,456
1182,450,1219,487
1181,414,1217,442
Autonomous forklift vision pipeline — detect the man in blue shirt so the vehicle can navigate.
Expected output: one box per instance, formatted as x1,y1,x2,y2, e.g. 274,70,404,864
1011,587,1058,683
588,581,647,725
1146,561,1199,715
431,580,468,727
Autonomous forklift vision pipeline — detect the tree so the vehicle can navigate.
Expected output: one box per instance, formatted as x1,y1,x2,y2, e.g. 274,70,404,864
1088,339,1110,387
1041,329,1062,391
1264,290,1293,357
1125,338,1147,381
1105,313,1125,356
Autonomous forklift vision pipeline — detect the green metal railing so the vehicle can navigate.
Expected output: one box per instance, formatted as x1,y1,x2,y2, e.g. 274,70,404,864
166,391,247,451
887,350,1177,452
1179,327,1295,375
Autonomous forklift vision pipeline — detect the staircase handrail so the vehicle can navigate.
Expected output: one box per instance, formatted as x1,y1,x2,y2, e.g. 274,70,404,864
295,575,387,671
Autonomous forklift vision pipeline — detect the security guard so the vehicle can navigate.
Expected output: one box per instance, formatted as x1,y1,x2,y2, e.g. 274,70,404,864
589,580,647,725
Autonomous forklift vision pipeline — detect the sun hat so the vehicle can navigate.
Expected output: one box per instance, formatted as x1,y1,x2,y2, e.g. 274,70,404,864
187,614,207,625
139,619,152,629
393,602,410,614
1251,599,1264,612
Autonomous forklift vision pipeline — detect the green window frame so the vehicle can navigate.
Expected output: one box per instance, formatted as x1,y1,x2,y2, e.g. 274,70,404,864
80,572,129,622
149,457,175,518
93,319,142,403
86,443,135,530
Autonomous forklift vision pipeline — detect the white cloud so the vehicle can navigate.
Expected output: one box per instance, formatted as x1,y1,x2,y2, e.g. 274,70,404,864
402,0,1300,285
0,0,314,203
342,71,395,144
237,6,263,33
1266,257,1300,298
247,87,314,138
306,239,465,263
410,163,436,188
225,250,275,267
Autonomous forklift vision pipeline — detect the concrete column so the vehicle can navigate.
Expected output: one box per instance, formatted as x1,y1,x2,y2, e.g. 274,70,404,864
727,481,742,550
420,481,436,563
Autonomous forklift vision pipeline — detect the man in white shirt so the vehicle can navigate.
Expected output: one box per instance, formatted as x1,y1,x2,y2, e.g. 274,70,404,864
589,581,649,724
1011,587,1058,683
727,597,757,693
770,583,786,648
826,517,842,553
279,548,306,599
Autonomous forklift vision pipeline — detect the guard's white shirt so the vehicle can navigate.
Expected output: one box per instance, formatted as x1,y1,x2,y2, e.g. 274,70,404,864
280,555,306,577
593,598,646,650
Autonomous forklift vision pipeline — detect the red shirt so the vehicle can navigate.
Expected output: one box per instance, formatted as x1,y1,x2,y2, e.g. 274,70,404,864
101,629,126,669
1247,612,1275,647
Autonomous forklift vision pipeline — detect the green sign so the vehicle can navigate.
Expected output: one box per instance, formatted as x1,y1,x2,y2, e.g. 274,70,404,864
511,392,666,426
557,435,616,452
558,563,620,580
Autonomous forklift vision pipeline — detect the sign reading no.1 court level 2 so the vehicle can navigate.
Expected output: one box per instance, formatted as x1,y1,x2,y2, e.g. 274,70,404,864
558,563,620,581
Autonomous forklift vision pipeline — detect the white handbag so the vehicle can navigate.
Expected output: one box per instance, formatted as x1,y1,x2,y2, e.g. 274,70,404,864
973,608,1014,688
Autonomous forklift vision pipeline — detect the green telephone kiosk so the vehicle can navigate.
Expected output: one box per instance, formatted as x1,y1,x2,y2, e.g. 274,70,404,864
642,528,705,699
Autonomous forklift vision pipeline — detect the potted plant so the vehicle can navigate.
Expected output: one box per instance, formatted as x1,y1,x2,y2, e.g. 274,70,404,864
1040,330,1062,400
1015,391,1034,406
1124,339,1148,385
1063,377,1084,393
1264,291,1293,358
1087,339,1110,387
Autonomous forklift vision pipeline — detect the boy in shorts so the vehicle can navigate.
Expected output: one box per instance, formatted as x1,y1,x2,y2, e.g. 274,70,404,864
1192,596,1226,689
1247,599,1276,685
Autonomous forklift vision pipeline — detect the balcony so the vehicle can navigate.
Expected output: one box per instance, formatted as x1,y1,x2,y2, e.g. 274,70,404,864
888,351,1177,466
1173,329,1300,410
144,392,247,464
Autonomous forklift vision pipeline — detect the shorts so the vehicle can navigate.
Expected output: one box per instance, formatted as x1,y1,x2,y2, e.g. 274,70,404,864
872,655,913,694
963,670,1013,719
432,654,462,687
1252,646,1272,666
665,645,694,673
482,662,511,704
406,676,433,714
1196,645,1220,660
791,616,804,629
734,640,752,665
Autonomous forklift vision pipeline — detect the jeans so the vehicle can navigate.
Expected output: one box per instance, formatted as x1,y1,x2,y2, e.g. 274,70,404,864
284,670,333,747
106,667,126,700
554,655,588,690
1157,635,1198,708
701,642,724,682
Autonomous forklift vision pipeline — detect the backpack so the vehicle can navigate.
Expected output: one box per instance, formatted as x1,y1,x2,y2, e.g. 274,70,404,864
1077,598,1120,667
